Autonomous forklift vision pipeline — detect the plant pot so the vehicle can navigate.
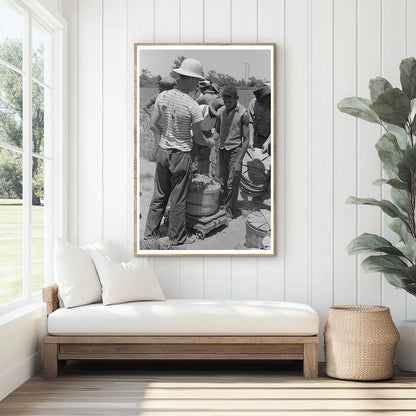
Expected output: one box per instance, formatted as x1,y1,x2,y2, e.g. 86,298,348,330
395,320,416,372
324,305,400,381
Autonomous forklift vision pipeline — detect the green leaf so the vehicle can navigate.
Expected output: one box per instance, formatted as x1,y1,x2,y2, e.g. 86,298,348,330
369,77,393,102
386,179,410,191
391,187,410,214
375,132,404,173
404,283,416,296
346,196,406,219
361,255,416,287
403,146,416,172
398,161,412,185
384,166,400,180
362,254,408,272
347,233,404,256
394,130,410,150
400,57,416,100
383,272,412,288
403,265,416,282
397,240,416,264
373,178,388,186
370,88,410,128
389,218,410,241
373,178,409,191
410,98,416,127
411,99,416,133
337,97,382,125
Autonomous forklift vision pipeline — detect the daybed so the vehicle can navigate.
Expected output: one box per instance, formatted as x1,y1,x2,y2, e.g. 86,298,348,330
42,284,319,379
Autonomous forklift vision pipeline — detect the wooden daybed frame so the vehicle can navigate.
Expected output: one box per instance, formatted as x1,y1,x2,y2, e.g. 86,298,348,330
42,285,319,379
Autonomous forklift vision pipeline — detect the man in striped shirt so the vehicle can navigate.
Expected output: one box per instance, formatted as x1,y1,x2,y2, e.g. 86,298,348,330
144,58,214,247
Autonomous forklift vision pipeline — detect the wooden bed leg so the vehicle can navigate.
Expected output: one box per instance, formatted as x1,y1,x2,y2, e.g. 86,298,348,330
303,343,318,379
44,343,59,379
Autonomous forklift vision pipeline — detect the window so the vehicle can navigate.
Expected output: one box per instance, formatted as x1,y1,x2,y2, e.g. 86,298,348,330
0,0,66,312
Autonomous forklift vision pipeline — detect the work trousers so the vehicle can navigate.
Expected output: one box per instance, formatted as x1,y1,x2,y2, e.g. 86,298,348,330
216,146,242,216
144,147,191,245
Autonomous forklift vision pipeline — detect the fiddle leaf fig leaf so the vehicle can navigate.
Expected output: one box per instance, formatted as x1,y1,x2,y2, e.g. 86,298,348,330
411,99,416,133
346,196,406,219
373,178,409,191
386,179,410,191
391,187,410,214
395,130,409,150
400,57,416,100
403,146,416,172
398,161,412,185
337,97,382,125
361,255,416,287
404,283,416,296
373,178,388,186
397,240,416,264
369,77,393,102
403,265,416,282
383,272,412,288
362,254,408,272
370,88,410,128
347,233,404,256
375,132,404,173
410,98,416,125
389,217,410,242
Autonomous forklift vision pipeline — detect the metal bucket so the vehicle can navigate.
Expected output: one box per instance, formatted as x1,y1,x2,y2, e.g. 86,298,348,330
246,210,271,248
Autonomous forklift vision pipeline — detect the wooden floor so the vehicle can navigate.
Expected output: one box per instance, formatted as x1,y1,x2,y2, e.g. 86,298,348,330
1,360,416,415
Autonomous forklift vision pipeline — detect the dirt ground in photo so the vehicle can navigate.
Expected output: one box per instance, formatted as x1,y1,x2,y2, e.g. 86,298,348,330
138,157,271,251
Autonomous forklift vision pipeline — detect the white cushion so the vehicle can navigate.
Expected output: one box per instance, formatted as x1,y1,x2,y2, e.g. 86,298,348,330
90,253,165,306
81,240,115,259
54,239,114,308
47,299,319,336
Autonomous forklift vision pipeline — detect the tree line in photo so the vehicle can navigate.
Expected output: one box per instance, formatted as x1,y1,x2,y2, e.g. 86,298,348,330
140,56,267,89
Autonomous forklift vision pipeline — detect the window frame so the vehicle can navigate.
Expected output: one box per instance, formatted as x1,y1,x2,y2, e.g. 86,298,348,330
0,0,67,315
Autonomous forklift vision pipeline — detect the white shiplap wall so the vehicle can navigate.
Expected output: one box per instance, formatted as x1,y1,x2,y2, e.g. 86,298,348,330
61,0,416,356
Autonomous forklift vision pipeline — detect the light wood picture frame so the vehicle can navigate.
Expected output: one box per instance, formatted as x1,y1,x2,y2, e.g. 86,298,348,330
134,43,276,256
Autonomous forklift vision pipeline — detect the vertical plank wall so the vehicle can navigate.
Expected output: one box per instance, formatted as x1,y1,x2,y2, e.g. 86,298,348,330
62,0,416,357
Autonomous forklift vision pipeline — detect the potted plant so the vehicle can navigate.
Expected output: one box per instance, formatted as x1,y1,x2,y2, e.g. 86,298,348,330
337,57,416,371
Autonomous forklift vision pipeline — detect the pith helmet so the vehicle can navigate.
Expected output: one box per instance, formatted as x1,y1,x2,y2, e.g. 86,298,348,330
173,58,204,79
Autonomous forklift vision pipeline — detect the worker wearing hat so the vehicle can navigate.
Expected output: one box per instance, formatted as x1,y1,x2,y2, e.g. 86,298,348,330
142,76,176,116
215,85,250,219
248,83,271,153
144,58,215,247
196,80,220,105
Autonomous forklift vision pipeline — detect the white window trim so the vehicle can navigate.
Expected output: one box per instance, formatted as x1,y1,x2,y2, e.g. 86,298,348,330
0,0,67,314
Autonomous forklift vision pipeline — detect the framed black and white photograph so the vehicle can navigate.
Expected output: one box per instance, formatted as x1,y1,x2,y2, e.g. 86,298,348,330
134,44,275,256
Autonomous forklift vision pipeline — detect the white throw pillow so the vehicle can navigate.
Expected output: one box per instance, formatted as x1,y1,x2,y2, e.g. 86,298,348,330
90,252,165,306
54,239,114,308
81,240,115,259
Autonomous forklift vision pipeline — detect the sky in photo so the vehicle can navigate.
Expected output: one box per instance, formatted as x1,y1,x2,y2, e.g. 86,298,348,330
139,48,272,82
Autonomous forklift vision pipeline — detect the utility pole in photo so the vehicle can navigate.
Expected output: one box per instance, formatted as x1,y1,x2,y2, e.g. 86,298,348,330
244,62,251,83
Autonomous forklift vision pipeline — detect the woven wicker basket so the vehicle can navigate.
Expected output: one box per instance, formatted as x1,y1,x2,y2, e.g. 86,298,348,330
324,305,399,381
